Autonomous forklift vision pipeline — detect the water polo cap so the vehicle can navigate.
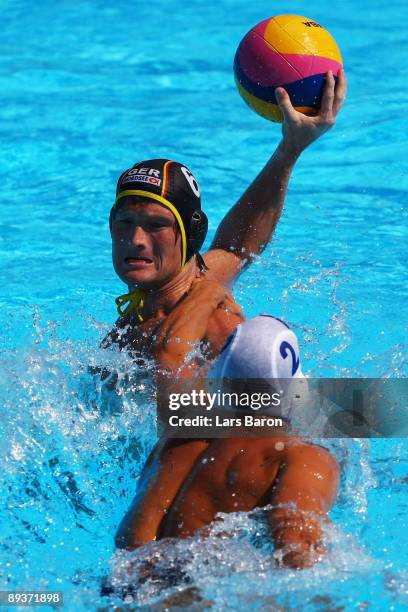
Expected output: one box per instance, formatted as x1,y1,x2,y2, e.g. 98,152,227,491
208,314,307,421
111,159,208,267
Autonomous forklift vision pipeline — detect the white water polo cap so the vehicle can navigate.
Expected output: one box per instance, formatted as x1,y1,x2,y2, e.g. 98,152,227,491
208,314,307,421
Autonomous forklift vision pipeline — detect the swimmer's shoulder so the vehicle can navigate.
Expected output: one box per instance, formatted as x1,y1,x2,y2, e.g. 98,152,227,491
279,439,339,474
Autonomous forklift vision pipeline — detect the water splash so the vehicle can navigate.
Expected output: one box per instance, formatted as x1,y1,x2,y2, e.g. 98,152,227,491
0,307,406,609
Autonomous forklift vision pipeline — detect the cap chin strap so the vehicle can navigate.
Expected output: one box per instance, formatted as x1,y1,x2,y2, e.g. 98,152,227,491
115,288,145,321
114,255,205,320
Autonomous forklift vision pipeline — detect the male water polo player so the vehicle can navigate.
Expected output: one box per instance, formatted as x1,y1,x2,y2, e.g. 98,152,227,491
103,69,347,364
114,278,339,570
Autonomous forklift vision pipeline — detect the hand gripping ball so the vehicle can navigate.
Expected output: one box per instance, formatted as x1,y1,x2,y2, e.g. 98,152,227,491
233,15,343,122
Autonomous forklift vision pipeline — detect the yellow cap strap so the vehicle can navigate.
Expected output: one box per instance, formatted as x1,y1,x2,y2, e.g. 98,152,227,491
115,288,146,320
115,189,187,267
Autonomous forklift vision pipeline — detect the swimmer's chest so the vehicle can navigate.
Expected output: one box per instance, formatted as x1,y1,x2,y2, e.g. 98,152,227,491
104,308,234,361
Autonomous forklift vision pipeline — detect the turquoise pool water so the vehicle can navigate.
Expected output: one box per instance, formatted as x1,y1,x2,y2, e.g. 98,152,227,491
0,0,407,609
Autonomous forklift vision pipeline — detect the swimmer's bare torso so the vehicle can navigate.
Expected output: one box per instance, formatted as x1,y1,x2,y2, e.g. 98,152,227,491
116,432,338,569
112,279,339,569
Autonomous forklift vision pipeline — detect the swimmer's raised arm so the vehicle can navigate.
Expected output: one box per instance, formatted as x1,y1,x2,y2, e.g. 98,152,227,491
205,69,347,286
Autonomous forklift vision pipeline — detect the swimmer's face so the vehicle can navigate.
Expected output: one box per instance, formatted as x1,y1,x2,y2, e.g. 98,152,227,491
111,197,182,289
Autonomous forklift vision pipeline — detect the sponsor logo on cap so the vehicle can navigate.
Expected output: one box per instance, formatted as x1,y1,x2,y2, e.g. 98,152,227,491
121,174,162,187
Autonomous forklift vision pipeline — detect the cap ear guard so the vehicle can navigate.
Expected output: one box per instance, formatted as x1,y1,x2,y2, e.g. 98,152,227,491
186,209,208,261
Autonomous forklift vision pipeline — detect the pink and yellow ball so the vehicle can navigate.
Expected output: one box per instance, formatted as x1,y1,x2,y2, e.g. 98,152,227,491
234,15,343,122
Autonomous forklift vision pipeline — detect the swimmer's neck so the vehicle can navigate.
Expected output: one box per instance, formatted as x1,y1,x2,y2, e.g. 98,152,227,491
129,259,200,320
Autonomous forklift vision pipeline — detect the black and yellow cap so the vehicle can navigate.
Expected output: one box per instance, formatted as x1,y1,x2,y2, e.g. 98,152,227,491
111,158,208,267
